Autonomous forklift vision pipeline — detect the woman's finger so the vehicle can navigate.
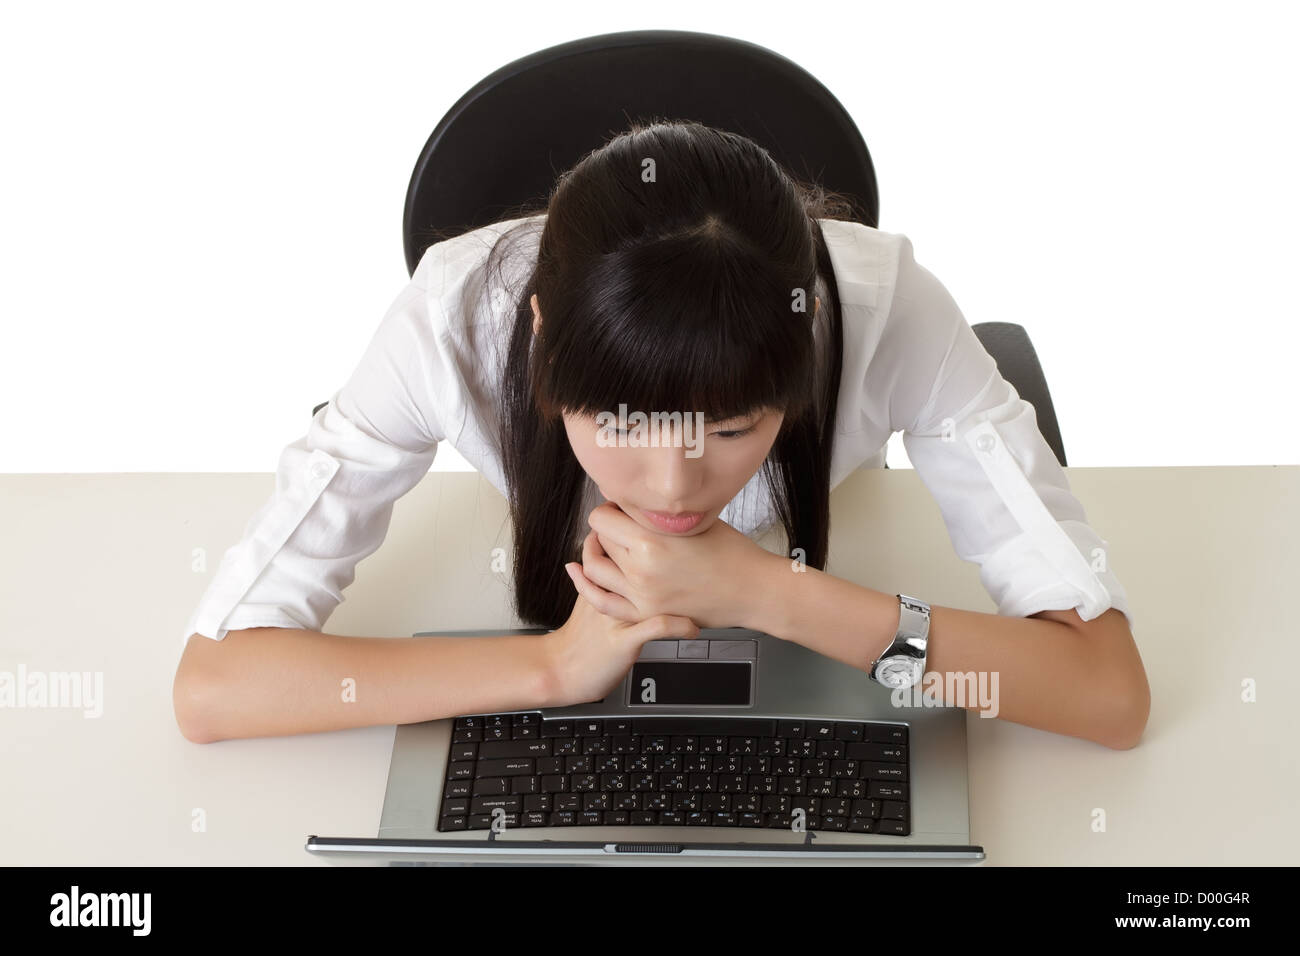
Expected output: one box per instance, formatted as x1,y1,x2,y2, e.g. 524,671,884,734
586,503,639,553
628,613,700,646
565,562,639,622
580,529,632,595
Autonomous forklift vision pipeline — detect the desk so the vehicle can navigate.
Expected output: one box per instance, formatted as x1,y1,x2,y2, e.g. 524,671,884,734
1,465,1296,864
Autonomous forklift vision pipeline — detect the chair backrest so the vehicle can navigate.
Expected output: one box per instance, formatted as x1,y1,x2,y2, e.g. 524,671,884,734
401,28,879,274
971,322,1068,466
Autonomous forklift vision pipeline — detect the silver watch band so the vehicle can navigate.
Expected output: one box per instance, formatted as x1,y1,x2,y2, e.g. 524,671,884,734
896,594,931,646
868,593,931,686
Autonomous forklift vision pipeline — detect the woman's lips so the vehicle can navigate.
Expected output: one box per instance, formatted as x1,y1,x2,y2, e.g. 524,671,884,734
639,508,705,533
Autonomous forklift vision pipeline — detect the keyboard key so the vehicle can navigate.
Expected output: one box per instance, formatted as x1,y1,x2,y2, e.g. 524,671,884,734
471,777,509,796
477,739,550,759
837,779,868,799
851,799,882,818
846,742,907,763
476,758,534,777
869,781,908,800
806,721,836,741
822,798,851,817
467,812,518,829
834,721,865,741
863,723,907,744
701,793,730,812
510,776,539,795
471,795,521,814
816,739,845,758
881,800,909,820
860,761,908,781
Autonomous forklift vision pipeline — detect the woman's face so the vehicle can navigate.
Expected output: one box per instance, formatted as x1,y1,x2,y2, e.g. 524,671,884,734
560,405,784,536
532,293,803,536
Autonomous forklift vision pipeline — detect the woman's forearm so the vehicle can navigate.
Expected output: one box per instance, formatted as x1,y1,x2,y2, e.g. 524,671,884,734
745,551,1143,749
173,627,558,743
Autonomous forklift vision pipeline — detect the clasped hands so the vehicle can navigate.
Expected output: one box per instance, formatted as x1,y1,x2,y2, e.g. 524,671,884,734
563,501,771,631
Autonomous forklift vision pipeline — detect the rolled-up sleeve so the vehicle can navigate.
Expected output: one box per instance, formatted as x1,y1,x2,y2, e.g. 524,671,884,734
870,235,1134,631
183,251,452,642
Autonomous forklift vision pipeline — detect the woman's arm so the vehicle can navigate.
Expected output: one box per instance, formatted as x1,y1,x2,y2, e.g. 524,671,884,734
172,627,558,744
744,551,1150,750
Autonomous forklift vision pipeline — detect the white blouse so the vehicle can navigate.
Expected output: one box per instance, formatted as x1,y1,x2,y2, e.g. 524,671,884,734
183,214,1133,642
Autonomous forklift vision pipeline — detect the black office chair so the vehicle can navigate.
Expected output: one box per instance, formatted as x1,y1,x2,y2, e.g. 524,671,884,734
313,29,1067,467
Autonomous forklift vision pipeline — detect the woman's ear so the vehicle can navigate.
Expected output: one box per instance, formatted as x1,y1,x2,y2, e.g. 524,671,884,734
531,293,542,336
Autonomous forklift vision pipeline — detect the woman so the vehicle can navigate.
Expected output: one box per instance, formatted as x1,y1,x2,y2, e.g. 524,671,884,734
173,120,1149,748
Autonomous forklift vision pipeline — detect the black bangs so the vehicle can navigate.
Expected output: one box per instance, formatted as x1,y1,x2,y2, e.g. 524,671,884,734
532,231,819,425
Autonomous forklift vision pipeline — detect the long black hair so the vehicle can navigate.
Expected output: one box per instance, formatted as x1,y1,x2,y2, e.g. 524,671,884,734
429,118,866,628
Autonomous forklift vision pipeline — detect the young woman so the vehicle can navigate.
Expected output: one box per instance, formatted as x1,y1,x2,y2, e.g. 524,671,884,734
173,120,1149,749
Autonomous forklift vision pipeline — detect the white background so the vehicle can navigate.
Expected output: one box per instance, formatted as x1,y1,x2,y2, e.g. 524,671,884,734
2,0,1296,473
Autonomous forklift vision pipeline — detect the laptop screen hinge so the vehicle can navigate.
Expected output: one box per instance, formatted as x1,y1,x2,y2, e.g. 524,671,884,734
606,843,685,853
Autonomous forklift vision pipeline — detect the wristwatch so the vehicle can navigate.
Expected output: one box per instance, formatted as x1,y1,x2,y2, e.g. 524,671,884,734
868,594,931,689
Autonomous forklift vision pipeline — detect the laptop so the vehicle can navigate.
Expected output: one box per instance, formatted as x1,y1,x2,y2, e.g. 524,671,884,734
306,627,985,863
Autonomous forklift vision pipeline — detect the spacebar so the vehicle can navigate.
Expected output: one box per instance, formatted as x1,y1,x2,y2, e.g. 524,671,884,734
630,717,777,736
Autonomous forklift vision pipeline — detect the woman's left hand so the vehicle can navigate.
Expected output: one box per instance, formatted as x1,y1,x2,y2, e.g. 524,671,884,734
563,501,772,629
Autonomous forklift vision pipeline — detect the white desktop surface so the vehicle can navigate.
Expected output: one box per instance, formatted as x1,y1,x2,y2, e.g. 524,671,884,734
1,464,1295,865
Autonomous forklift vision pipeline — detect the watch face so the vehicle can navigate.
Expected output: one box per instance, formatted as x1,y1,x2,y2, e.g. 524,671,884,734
878,658,921,689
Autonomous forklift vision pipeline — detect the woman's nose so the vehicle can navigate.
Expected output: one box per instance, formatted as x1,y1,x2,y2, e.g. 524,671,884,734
644,443,704,507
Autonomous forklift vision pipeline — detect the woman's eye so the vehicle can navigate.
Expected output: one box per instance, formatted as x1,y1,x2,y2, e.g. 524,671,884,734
713,426,755,440
598,422,754,439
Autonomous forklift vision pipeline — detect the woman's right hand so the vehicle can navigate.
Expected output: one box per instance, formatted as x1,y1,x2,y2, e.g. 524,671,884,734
543,574,701,706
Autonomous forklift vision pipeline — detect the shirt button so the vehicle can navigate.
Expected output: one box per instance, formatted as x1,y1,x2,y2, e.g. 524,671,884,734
976,433,996,453
310,461,332,480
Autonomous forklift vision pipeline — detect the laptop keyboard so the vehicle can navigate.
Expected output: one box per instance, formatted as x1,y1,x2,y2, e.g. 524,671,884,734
438,713,910,835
